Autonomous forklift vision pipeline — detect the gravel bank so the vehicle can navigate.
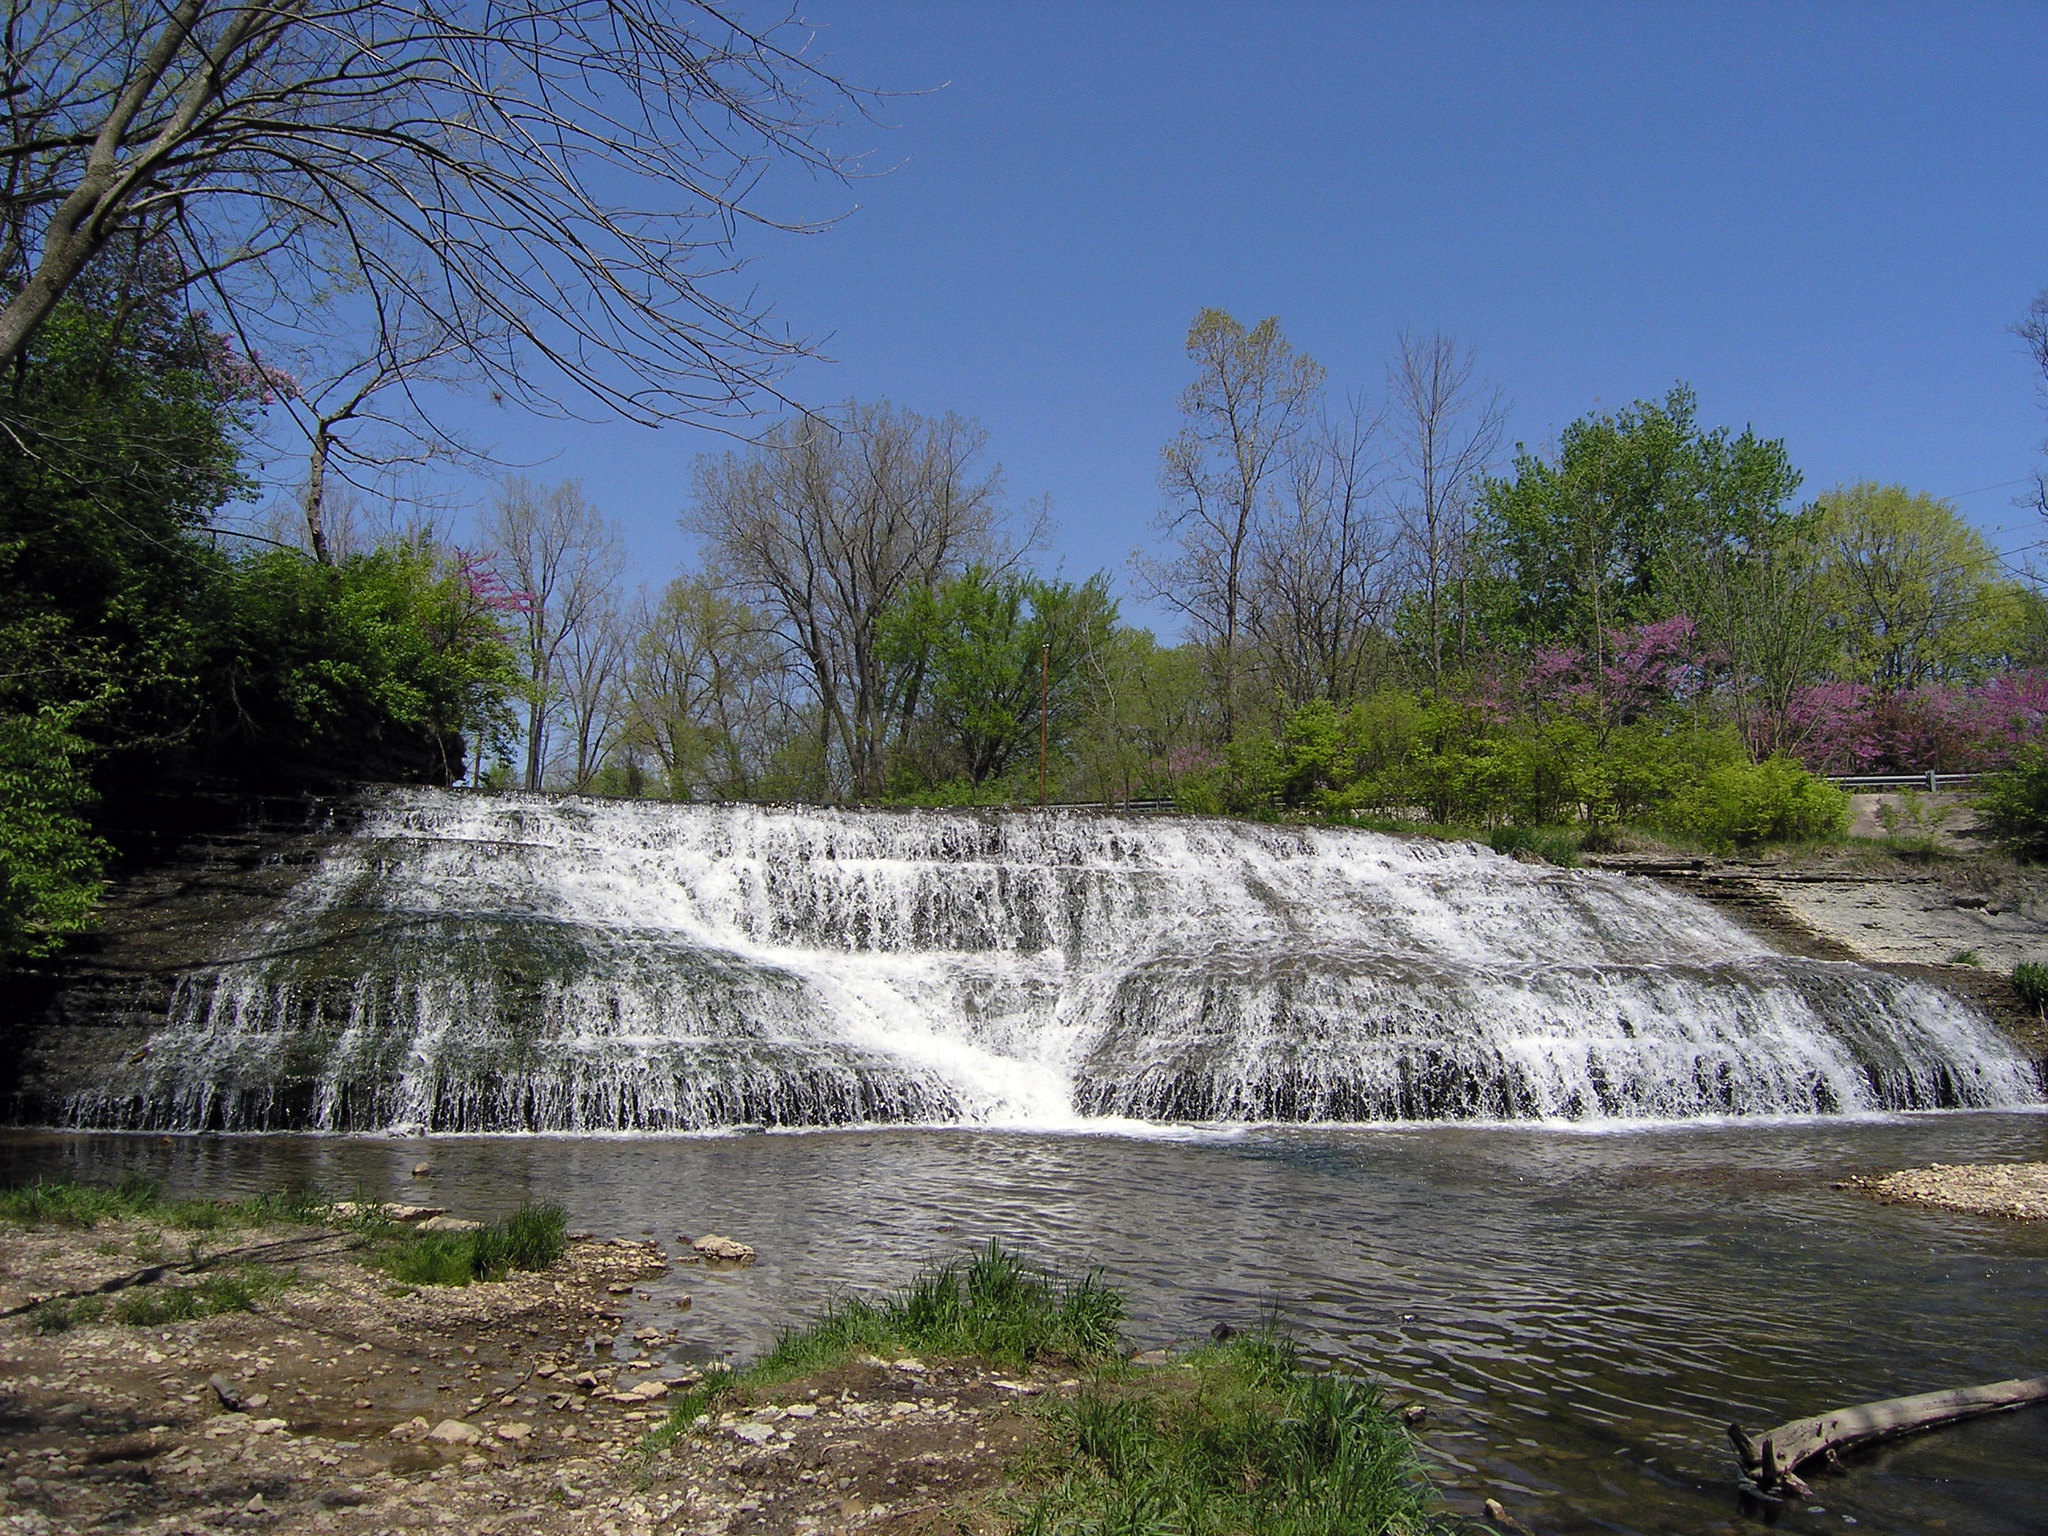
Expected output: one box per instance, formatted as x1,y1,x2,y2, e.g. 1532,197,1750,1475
1851,1162,2048,1222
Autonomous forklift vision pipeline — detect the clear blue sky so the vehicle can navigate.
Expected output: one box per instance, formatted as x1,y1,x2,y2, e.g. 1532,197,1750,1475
398,2,2048,632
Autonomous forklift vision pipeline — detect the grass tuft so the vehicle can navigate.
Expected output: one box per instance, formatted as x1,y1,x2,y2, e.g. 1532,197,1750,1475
373,1202,568,1287
1015,1330,1445,1536
1486,824,1582,867
2014,960,2048,1015
749,1240,1124,1383
0,1178,329,1232
29,1264,291,1333
645,1242,1122,1454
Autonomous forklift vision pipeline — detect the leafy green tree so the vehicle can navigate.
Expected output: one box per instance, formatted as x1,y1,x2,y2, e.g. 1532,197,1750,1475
1478,385,1802,654
1813,483,2028,689
1666,510,1837,754
0,705,106,965
880,565,1116,792
199,543,518,787
0,254,262,801
617,577,794,800
1067,632,1214,807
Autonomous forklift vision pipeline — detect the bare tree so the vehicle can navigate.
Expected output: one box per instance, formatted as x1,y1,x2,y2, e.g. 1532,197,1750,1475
1244,399,1399,708
1,0,865,425
483,478,623,791
1144,309,1324,739
269,278,502,564
2020,291,2048,520
553,589,630,792
689,401,1006,799
1387,331,1506,688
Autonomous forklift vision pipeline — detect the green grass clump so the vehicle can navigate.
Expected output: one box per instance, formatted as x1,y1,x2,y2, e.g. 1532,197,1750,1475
0,1176,163,1228
2013,961,2048,1015
648,1242,1123,1450
1016,1330,1445,1536
750,1241,1124,1384
645,1245,1448,1533
0,1178,328,1231
29,1264,290,1333
374,1202,569,1287
1486,824,1582,867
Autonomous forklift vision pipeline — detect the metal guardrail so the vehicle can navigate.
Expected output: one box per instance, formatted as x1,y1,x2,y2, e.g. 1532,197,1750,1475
1827,772,1986,792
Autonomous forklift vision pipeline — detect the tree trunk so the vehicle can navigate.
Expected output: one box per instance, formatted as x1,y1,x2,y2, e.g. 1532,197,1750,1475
304,427,333,564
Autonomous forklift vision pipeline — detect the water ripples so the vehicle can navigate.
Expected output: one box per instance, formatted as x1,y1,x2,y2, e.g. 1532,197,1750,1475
8,1116,2044,1532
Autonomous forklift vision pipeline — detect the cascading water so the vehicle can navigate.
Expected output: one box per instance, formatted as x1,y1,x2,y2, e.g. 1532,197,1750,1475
69,789,2043,1132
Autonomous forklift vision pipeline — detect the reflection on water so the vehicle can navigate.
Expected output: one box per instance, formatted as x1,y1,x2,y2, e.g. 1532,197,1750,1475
5,1114,2046,1535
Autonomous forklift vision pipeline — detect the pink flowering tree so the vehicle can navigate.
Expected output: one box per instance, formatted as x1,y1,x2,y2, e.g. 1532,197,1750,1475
1775,672,2048,774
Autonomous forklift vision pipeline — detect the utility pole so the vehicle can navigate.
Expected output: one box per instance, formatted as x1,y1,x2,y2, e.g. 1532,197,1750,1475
1038,643,1051,807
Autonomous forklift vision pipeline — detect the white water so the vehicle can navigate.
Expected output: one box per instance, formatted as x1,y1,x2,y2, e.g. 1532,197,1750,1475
75,790,2045,1131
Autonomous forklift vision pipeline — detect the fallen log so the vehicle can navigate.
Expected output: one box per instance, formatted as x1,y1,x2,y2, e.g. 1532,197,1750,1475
1730,1375,2048,1494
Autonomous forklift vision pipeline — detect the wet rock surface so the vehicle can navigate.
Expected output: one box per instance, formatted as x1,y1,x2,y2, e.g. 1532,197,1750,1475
0,1219,1057,1534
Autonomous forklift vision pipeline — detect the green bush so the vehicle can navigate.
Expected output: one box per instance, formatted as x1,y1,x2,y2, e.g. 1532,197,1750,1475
1978,750,2048,859
1659,756,1849,849
2013,961,2048,1015
0,707,108,965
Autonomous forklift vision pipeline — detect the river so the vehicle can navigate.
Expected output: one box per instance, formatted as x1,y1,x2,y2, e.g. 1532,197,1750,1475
6,1111,2045,1534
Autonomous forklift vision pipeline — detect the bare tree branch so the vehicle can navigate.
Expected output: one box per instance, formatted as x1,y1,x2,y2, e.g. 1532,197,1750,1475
3,1,871,428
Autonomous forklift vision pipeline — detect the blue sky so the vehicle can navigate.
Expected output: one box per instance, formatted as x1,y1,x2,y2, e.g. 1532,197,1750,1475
349,2,2048,631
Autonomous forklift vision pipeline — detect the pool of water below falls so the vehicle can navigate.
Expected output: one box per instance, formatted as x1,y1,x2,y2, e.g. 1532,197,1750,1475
6,1113,2047,1536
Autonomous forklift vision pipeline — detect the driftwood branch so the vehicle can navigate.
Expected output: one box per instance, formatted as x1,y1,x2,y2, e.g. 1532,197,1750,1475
1730,1376,2048,1495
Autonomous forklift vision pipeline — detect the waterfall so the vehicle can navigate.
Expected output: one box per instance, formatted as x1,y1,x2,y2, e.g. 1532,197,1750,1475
68,789,2043,1131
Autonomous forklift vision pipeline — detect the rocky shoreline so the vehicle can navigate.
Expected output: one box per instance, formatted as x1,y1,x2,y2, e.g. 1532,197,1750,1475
0,1214,1153,1536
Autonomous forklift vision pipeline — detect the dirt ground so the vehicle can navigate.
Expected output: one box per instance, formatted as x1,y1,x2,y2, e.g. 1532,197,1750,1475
0,1221,1068,1536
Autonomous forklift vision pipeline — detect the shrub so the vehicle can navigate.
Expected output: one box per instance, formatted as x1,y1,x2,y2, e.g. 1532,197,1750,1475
2013,961,2048,1015
0,706,107,966
1977,749,2048,859
1659,756,1849,849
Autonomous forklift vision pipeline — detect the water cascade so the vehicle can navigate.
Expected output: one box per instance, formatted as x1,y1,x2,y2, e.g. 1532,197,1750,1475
69,790,2044,1131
